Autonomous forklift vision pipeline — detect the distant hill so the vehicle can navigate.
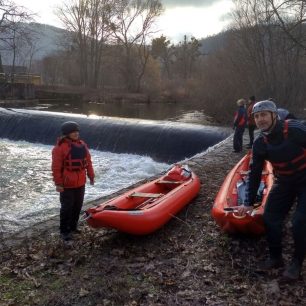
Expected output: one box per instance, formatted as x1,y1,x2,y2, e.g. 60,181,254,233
0,23,67,66
0,22,228,67
199,31,228,55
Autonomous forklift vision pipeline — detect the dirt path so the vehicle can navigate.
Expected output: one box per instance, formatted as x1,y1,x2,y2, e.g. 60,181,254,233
1,134,305,306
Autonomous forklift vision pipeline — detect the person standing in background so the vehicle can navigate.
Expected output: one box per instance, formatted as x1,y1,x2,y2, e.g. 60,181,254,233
247,96,256,148
233,98,247,153
277,108,297,120
52,121,95,241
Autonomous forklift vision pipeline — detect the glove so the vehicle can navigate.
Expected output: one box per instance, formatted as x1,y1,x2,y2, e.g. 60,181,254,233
90,179,94,186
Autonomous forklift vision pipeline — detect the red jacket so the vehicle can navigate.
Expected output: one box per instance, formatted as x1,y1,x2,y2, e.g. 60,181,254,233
52,137,95,188
247,102,256,126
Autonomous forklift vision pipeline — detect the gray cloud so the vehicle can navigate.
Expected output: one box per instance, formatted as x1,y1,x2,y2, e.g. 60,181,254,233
161,0,222,8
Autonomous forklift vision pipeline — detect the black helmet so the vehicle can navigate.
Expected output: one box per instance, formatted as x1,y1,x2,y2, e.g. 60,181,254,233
61,121,80,135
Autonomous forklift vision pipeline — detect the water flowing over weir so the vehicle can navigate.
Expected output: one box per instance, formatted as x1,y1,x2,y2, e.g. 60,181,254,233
0,108,230,163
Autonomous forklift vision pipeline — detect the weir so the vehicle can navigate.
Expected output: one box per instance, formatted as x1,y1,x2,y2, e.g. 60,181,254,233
0,108,230,163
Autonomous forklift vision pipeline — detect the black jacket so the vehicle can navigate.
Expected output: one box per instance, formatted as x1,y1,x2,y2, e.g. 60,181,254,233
244,119,306,206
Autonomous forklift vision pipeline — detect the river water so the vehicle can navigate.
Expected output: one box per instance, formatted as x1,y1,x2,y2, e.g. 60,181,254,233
28,100,214,125
0,101,222,235
0,138,169,235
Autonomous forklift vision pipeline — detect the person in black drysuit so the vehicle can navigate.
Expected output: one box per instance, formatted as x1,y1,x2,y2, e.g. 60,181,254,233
246,95,257,148
233,98,247,153
236,100,306,282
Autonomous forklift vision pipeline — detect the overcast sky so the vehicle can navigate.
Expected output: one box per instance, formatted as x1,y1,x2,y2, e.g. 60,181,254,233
159,0,233,41
14,0,233,42
162,0,224,8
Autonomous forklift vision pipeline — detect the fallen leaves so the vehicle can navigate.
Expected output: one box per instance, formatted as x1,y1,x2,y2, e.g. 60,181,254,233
0,137,305,305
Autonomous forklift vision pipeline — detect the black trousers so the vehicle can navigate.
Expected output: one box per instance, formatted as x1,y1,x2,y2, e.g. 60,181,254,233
248,125,256,146
59,186,85,234
263,177,306,264
233,126,245,152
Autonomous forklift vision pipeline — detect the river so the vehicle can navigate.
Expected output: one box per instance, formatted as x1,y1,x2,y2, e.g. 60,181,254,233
0,138,169,235
0,101,225,235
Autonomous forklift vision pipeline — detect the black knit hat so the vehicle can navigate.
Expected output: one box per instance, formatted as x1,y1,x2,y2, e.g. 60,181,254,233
61,121,80,135
249,96,255,101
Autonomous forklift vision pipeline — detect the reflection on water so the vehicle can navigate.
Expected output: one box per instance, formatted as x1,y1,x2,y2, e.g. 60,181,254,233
28,100,213,125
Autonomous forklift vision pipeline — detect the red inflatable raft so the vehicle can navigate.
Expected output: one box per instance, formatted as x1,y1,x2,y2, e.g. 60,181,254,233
84,165,200,235
211,152,274,235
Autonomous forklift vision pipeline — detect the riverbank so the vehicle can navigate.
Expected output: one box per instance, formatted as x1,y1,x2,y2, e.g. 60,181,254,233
0,99,39,108
1,135,305,306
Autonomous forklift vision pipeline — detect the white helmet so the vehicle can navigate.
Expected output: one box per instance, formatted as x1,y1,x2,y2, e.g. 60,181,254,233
252,100,278,115
252,100,278,135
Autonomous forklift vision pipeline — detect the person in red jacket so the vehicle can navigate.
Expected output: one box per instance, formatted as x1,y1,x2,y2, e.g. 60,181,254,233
52,121,95,241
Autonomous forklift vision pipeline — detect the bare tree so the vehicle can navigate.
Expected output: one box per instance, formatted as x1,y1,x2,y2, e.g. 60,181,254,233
111,0,163,92
174,35,201,80
0,1,33,77
56,0,116,88
0,1,31,28
268,0,306,51
20,38,41,73
151,35,175,79
228,0,304,104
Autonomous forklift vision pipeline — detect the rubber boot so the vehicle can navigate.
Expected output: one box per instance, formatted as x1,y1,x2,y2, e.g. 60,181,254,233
60,232,72,241
257,257,284,271
282,259,302,282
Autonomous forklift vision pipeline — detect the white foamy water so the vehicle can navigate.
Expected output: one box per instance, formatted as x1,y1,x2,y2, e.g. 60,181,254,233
0,139,169,234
